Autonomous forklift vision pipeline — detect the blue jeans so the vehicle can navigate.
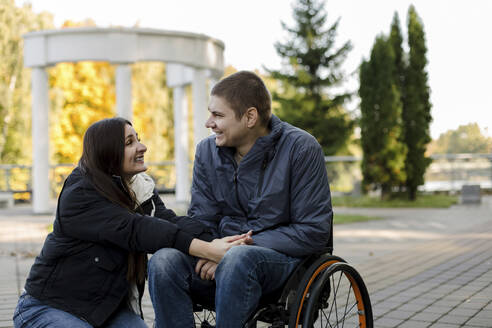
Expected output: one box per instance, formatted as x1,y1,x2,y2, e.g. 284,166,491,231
148,245,301,328
13,292,147,328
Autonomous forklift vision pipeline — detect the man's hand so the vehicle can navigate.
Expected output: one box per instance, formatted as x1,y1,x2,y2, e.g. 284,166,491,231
207,230,253,262
195,259,218,280
195,231,254,280
189,231,254,263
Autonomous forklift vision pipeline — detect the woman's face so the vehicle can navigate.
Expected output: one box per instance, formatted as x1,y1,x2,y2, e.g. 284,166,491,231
122,124,147,179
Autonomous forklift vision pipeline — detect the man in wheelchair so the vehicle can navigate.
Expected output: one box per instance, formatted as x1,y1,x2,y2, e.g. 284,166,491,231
148,71,333,327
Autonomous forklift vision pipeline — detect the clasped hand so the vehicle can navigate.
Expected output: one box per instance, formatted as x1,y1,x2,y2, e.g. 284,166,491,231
196,231,253,280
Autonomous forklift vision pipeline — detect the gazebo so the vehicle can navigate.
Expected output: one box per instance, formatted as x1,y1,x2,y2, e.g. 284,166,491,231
23,27,224,213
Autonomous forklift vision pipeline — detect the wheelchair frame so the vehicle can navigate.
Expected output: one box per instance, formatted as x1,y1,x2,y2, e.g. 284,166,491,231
193,252,373,328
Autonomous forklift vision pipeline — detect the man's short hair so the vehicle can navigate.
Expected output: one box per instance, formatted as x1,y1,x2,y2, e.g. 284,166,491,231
211,71,272,126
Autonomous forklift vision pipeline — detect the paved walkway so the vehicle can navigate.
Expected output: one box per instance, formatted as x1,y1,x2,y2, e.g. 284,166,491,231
0,197,491,327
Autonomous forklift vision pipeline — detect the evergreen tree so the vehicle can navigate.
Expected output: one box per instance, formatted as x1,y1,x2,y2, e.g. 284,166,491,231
389,12,405,96
389,12,407,192
359,36,407,197
267,0,353,155
402,6,432,200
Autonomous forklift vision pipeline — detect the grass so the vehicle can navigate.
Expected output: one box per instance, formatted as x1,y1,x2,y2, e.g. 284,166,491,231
332,193,458,208
334,214,383,224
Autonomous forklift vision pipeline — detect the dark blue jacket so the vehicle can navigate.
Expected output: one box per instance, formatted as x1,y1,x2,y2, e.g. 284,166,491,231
24,168,213,327
188,115,333,258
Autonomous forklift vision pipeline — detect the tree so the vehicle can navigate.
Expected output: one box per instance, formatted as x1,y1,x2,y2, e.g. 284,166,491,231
428,123,492,154
0,0,53,164
402,5,432,200
132,62,174,163
389,12,405,99
359,36,407,197
267,0,353,155
49,20,115,164
49,21,176,166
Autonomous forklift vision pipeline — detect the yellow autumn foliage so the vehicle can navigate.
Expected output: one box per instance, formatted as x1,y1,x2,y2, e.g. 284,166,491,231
49,61,116,164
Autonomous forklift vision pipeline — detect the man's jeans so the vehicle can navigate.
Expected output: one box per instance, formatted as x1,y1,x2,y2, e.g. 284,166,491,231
13,291,147,328
148,245,301,328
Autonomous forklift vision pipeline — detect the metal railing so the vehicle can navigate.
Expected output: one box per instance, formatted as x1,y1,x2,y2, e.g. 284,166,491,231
1,153,491,201
0,162,177,201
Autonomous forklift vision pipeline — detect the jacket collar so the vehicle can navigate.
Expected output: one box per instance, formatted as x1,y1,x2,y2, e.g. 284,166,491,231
254,114,283,149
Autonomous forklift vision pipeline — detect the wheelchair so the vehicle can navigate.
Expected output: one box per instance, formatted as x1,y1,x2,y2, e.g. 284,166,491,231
193,232,373,328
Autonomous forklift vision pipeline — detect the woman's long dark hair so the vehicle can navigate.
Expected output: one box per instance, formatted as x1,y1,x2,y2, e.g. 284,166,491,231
79,117,136,210
78,117,145,283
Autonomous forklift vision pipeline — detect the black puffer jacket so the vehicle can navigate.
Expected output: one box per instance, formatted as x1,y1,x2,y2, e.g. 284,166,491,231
24,167,212,327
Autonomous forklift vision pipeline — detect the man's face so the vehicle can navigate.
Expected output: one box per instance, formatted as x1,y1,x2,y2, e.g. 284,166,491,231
206,95,249,149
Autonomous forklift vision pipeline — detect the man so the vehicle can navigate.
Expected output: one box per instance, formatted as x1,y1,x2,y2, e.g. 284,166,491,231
148,71,333,327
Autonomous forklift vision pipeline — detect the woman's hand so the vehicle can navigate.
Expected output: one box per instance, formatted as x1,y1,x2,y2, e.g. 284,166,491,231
189,231,253,263
207,231,253,262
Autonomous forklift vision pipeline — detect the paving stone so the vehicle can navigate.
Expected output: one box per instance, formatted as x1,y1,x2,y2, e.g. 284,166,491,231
397,302,427,312
465,316,492,327
437,314,471,325
384,310,415,320
411,311,443,322
473,309,492,318
428,323,460,328
398,320,432,328
433,299,461,308
460,300,489,310
447,306,479,317
374,317,404,327
423,305,454,315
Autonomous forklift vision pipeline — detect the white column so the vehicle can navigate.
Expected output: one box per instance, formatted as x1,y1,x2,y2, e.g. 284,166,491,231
116,64,132,121
192,68,209,151
31,67,50,214
173,86,190,203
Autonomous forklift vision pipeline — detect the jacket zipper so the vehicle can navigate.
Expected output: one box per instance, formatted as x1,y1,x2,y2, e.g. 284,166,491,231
256,154,269,197
234,171,248,217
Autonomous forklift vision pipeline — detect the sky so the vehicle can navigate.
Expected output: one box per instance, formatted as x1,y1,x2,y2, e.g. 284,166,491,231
18,0,492,139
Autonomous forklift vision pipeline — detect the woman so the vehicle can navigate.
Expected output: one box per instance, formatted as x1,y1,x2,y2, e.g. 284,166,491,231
13,118,249,328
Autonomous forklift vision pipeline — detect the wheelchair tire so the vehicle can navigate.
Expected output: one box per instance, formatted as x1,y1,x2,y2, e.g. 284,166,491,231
289,260,372,328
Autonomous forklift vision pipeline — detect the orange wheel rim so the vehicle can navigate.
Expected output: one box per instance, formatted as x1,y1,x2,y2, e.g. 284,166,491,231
295,261,367,327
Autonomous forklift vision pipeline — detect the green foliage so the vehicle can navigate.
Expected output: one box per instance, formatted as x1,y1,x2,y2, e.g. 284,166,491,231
267,0,354,155
332,194,458,208
403,5,432,200
0,0,53,164
389,13,405,98
334,214,383,224
429,123,492,154
359,7,433,201
359,35,407,197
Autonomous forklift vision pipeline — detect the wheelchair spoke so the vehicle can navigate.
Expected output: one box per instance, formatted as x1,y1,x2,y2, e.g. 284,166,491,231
194,309,216,327
341,283,353,328
332,271,343,325
306,267,370,328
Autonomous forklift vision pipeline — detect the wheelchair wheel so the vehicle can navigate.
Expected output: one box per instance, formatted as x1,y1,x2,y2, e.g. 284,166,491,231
289,261,372,328
194,307,216,328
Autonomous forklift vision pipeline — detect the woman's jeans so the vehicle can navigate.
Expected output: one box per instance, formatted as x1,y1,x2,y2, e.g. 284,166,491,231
13,291,147,328
148,245,301,328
